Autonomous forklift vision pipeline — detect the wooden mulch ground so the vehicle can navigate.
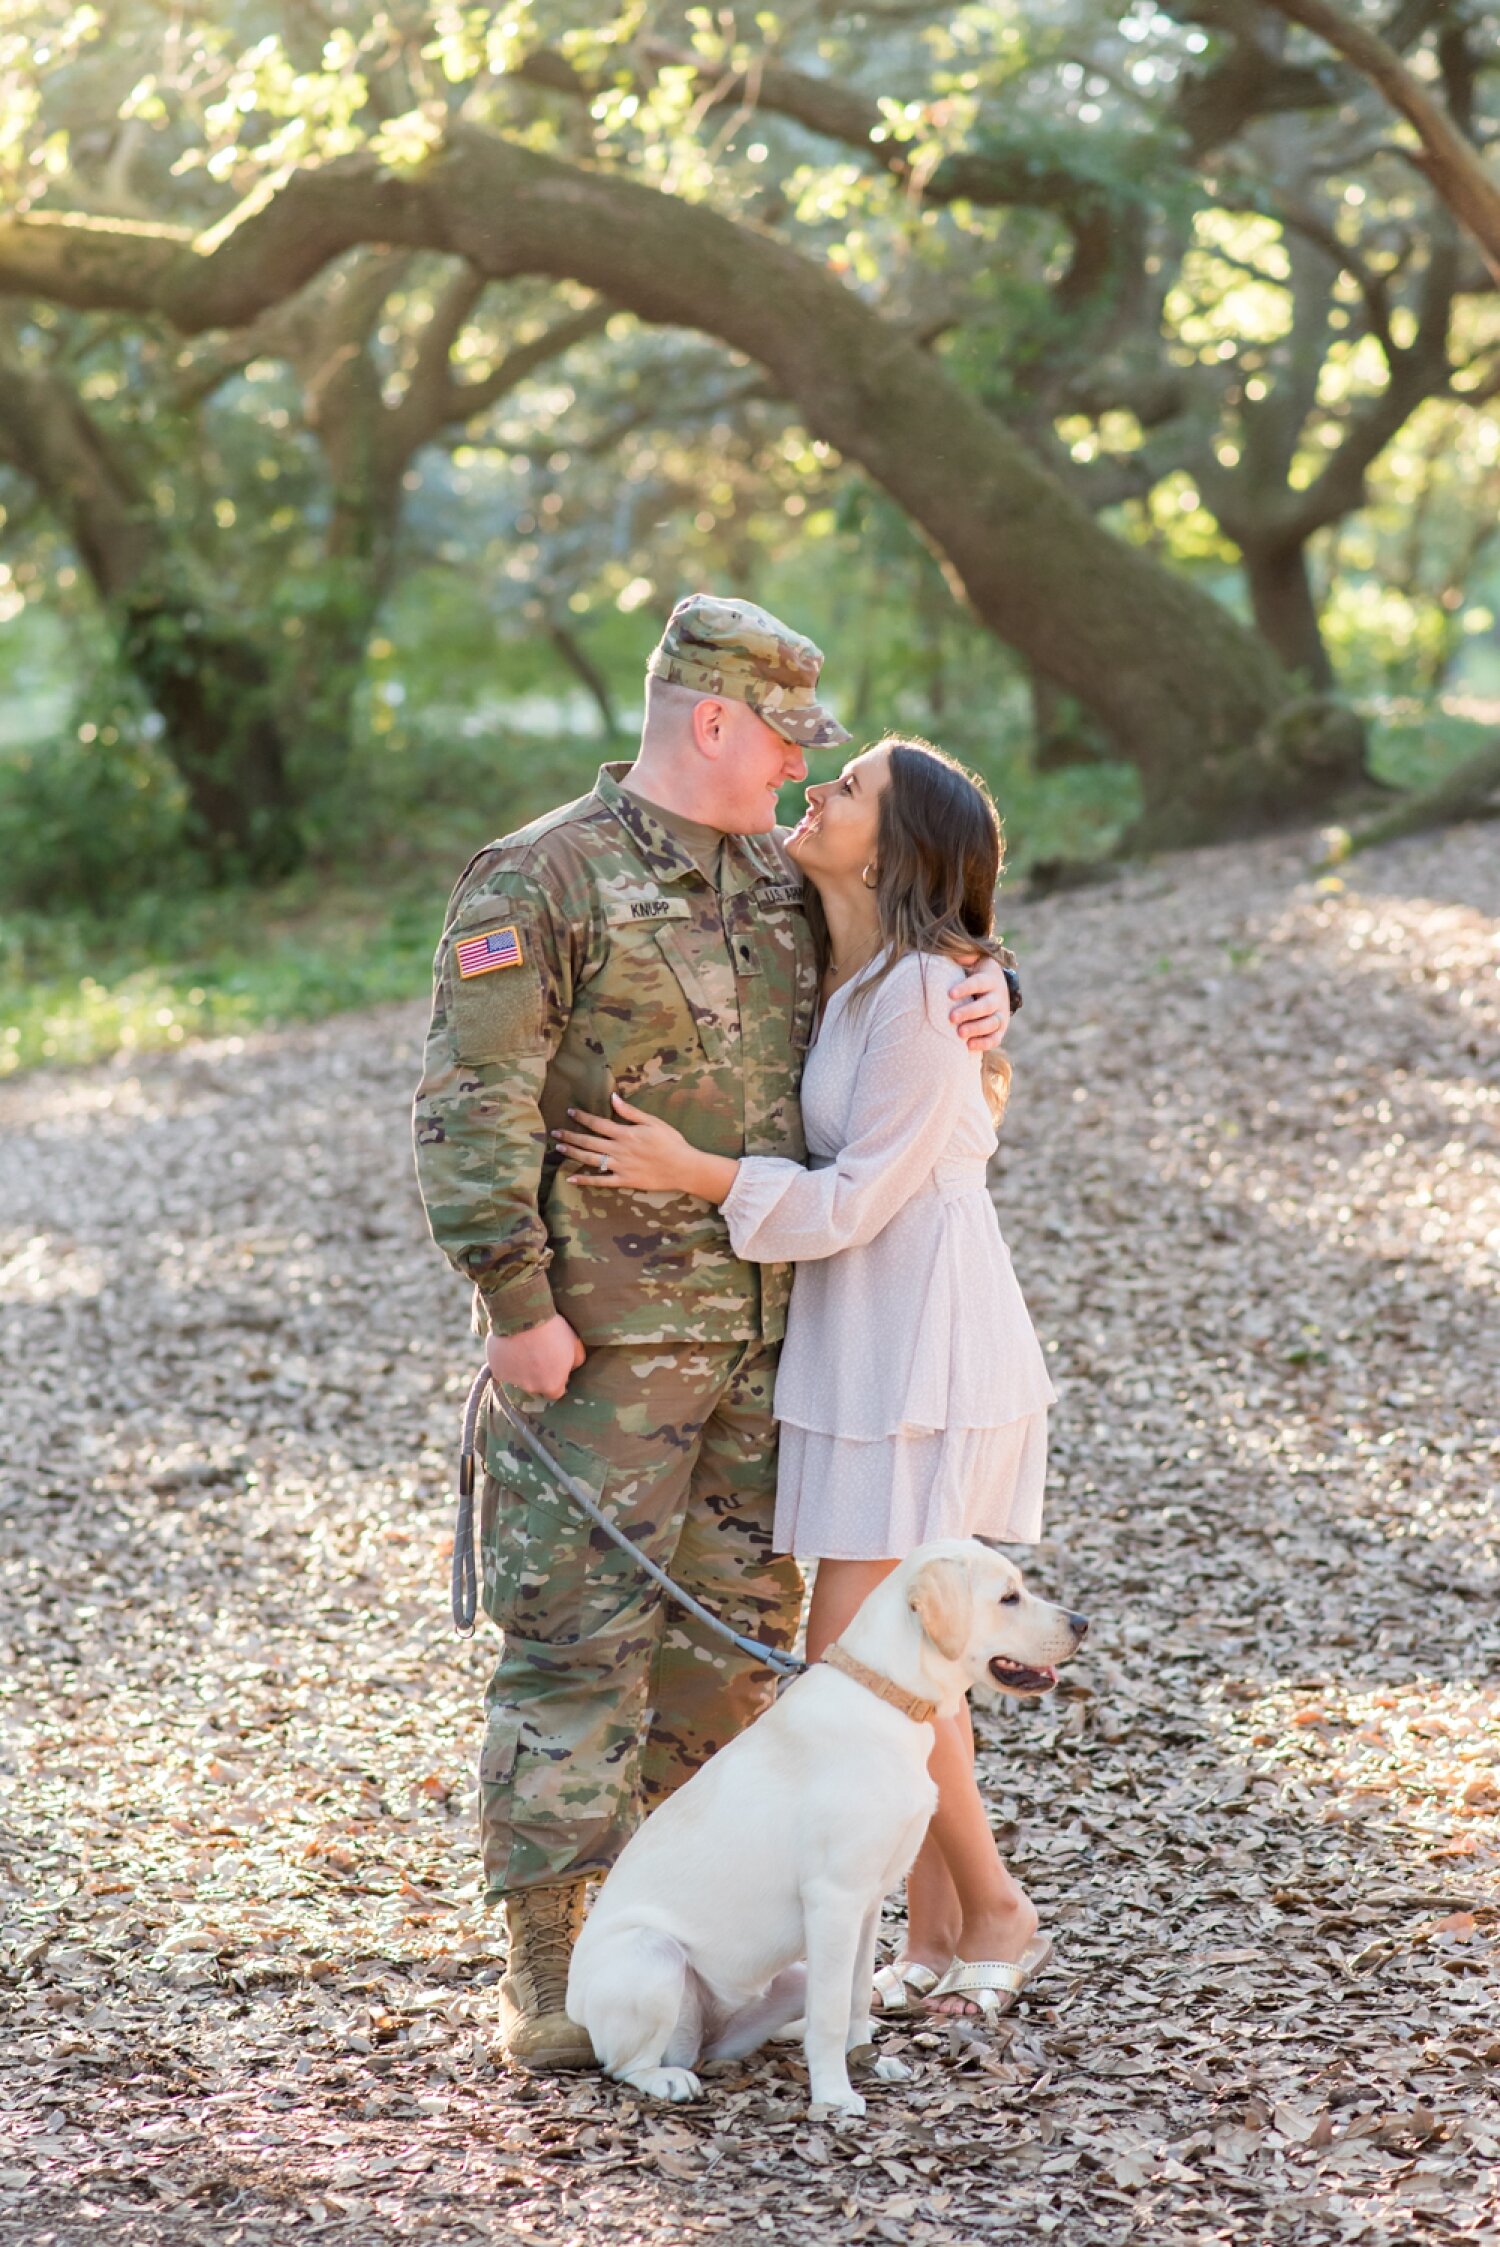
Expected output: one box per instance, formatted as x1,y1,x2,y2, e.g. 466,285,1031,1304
2,822,1496,2246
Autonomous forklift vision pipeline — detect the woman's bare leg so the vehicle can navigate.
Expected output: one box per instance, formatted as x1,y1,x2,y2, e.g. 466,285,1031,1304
803,1557,897,1665
918,1704,1037,2016
901,1714,966,1978
805,1561,1036,2017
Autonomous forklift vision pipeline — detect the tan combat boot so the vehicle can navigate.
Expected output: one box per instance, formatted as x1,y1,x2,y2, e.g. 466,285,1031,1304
497,1882,596,2071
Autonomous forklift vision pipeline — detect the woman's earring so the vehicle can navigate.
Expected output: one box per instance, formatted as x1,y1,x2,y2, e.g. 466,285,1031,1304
861,863,879,890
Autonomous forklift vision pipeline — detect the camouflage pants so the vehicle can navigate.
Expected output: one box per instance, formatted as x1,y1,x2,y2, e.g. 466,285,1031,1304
477,1339,803,1899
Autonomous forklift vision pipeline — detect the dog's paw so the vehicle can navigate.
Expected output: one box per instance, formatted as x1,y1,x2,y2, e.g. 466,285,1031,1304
622,2066,702,2102
869,2056,915,2084
809,2092,866,2121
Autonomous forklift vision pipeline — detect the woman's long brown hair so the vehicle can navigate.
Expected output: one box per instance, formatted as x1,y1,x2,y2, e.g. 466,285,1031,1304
804,735,1012,1121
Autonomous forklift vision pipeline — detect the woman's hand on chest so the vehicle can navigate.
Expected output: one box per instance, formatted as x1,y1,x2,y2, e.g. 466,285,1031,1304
553,1093,739,1204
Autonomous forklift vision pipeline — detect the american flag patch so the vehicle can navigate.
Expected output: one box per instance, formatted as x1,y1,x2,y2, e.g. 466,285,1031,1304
456,924,524,978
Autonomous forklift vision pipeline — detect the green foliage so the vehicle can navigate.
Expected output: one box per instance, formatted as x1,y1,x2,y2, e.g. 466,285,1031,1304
0,719,197,912
1318,394,1500,698
1365,707,1497,795
0,710,613,1077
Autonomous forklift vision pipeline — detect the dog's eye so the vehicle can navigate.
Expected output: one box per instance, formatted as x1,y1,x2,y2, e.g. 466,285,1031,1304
999,1591,1020,1607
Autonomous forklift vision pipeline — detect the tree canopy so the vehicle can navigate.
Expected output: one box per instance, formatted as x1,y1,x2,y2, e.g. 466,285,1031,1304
0,0,1496,874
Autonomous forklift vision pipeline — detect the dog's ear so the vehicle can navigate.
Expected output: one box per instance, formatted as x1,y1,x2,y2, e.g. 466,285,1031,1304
908,1558,973,1662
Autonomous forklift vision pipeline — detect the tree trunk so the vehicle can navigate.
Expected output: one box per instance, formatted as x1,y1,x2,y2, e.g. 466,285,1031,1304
121,598,302,876
916,564,948,722
284,555,388,798
288,380,402,790
1241,539,1335,691
547,621,622,740
0,337,303,878
1030,671,1114,772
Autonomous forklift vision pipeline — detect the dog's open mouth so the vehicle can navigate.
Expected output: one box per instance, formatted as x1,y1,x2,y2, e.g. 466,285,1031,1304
988,1656,1058,1695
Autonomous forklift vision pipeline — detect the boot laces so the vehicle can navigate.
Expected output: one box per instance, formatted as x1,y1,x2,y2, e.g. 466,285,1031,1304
510,1886,583,2012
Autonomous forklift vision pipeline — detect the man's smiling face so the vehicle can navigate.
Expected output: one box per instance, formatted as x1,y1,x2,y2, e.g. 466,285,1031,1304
701,699,809,834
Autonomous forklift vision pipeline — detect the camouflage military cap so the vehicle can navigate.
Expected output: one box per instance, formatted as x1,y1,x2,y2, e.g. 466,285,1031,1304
646,593,850,749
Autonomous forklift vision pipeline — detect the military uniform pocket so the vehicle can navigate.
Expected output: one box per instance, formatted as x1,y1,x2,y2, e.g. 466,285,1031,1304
479,1707,522,1790
585,925,709,1071
650,923,729,1062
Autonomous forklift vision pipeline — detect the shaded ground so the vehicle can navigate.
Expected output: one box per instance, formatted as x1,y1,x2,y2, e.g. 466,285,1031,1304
2,823,1497,2247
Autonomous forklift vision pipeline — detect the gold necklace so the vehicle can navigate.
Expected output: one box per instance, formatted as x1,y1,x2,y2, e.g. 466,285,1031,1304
828,941,878,985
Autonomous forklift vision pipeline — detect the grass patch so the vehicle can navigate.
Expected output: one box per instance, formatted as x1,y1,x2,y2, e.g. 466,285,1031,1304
0,724,613,1077
0,881,442,1077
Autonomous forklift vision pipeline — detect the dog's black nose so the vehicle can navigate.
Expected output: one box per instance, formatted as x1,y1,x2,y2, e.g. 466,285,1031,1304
1068,1612,1089,1641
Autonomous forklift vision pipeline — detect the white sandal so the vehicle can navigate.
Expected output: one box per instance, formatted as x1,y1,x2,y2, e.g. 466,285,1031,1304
925,1933,1054,2023
869,1959,941,2016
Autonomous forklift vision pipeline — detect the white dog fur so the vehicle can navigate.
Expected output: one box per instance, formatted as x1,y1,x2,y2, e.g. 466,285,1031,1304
566,1537,1088,2114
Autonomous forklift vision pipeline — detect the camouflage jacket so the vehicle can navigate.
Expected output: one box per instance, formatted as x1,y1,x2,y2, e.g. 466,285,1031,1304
413,763,818,1347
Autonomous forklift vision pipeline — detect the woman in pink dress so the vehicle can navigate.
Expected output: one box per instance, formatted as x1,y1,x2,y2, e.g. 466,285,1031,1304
554,736,1056,2024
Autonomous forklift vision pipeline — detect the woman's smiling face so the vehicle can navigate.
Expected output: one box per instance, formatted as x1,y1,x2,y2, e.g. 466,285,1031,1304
785,743,892,880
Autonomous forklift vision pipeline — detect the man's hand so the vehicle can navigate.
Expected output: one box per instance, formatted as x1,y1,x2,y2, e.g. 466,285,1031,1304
486,1314,586,1402
948,952,1012,1053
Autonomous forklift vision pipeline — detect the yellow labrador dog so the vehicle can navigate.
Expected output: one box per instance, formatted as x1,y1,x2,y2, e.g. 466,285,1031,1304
567,1538,1087,2115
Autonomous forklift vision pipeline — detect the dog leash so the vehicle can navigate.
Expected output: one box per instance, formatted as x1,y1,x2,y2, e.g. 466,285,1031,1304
453,1364,807,1681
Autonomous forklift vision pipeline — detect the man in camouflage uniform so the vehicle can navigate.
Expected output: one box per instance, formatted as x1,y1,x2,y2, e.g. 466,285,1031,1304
413,595,1011,2071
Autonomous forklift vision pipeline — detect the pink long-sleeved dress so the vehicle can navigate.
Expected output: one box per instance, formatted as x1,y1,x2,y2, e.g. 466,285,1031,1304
720,948,1056,1560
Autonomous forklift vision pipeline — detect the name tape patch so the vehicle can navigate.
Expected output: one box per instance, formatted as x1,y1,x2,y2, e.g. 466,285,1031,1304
456,924,524,978
755,881,805,908
606,896,693,925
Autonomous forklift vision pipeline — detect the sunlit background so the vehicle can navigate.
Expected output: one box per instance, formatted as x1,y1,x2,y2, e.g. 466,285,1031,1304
1,0,1497,1075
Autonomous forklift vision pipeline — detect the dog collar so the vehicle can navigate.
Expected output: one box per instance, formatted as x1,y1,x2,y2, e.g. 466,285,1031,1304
820,1644,937,1725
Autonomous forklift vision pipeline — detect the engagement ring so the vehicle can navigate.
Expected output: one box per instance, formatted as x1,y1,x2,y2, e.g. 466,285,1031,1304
597,1154,610,1172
